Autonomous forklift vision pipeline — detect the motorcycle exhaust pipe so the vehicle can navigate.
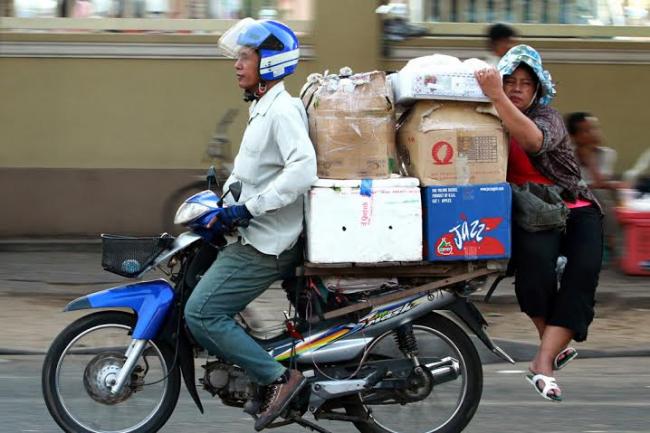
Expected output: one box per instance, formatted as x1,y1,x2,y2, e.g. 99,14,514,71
425,356,460,386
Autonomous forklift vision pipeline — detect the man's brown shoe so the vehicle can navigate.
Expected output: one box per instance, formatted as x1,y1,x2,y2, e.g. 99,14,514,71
254,370,306,431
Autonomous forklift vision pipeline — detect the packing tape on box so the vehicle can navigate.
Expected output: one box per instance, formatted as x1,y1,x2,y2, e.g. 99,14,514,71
360,179,373,197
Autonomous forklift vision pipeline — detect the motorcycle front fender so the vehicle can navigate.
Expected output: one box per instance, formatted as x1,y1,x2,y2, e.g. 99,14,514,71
64,279,175,340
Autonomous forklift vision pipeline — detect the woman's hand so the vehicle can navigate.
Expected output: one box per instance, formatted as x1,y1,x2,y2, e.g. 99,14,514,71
475,68,505,102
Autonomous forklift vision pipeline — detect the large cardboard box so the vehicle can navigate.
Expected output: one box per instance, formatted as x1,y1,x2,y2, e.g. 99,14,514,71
303,71,396,179
422,183,511,261
306,177,422,263
397,101,508,186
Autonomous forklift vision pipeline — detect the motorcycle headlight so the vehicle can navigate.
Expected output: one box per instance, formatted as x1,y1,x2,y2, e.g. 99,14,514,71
174,202,211,225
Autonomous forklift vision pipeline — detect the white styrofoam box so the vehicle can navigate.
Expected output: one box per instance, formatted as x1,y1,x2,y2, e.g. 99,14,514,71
306,177,423,263
391,69,490,105
390,55,491,105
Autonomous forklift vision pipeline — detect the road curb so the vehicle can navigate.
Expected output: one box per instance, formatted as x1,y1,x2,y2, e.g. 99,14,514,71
0,239,101,253
0,349,46,355
471,291,650,307
488,339,650,363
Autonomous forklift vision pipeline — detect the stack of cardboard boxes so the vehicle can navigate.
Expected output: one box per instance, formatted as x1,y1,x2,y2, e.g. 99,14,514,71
303,60,512,264
302,70,423,263
394,55,511,262
397,102,511,261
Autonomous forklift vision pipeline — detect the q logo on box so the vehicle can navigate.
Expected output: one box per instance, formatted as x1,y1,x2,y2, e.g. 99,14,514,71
431,141,454,165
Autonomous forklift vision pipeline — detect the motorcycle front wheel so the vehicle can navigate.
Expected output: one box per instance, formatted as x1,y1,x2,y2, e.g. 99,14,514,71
42,311,181,433
346,313,483,433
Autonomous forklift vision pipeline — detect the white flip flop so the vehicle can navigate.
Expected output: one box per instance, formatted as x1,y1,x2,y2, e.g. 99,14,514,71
526,373,563,402
553,347,578,371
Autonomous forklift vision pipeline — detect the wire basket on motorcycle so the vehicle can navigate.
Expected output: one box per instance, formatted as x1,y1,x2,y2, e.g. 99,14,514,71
101,234,174,278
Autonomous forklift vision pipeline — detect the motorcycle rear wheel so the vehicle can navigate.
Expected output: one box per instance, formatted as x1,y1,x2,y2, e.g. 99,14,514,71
346,313,483,433
42,311,181,433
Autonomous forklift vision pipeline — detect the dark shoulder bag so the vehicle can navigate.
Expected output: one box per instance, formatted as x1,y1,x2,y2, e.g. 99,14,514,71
511,182,570,232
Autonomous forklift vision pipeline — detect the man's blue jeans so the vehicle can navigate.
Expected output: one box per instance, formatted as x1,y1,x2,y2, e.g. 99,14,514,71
184,241,299,385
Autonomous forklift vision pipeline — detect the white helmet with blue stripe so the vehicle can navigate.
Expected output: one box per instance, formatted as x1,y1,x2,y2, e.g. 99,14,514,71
218,18,300,81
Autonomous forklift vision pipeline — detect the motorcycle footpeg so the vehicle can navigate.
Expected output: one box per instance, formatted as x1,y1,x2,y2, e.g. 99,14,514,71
308,376,376,413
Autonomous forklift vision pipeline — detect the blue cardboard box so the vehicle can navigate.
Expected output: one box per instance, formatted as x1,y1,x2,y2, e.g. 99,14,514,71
422,183,511,261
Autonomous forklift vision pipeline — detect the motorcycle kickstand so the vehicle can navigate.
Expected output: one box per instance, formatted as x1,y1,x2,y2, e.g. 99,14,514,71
316,410,372,424
288,416,333,433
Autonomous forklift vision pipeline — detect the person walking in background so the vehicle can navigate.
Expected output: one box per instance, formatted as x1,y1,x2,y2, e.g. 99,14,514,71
567,112,625,260
475,45,603,402
485,23,518,65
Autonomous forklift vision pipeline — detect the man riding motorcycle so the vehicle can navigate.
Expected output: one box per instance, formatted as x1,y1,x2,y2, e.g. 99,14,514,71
183,18,317,431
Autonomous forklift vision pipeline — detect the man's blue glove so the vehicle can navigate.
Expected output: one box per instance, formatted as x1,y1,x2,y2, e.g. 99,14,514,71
207,204,253,234
209,205,253,232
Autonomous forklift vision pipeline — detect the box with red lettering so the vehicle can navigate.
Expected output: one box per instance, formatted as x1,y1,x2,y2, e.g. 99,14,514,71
422,183,511,261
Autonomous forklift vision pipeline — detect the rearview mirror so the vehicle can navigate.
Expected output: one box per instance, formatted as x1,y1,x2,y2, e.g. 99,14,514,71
229,181,242,202
217,181,243,207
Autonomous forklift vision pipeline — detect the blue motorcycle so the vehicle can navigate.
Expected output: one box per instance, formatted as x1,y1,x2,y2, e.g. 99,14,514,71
41,171,513,433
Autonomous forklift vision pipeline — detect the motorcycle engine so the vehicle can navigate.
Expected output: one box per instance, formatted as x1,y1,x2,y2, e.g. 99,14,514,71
201,361,256,406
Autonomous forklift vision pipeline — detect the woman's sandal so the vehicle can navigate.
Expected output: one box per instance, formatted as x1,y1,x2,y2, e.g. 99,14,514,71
553,347,578,371
526,373,563,402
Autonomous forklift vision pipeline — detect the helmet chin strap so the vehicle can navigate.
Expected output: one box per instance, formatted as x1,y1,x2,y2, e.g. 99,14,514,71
243,80,268,102
255,81,268,97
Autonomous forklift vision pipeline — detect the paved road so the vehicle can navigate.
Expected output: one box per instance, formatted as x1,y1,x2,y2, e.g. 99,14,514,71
2,249,649,432
3,355,648,433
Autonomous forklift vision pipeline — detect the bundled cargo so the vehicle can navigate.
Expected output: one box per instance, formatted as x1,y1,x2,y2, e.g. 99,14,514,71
301,70,396,179
320,277,399,294
421,183,512,261
397,100,508,186
390,54,491,104
305,177,422,263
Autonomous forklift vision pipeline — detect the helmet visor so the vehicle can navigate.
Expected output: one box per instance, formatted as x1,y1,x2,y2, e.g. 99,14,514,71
218,18,271,58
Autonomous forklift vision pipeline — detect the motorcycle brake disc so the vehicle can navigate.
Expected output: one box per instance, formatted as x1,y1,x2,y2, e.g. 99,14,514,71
82,352,133,405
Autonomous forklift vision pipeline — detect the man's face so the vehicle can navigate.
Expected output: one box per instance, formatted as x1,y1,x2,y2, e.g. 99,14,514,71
503,67,537,111
234,47,260,91
573,117,602,147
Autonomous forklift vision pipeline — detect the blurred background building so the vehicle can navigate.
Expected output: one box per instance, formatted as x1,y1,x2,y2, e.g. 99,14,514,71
411,0,649,25
1,0,649,237
3,0,648,24
3,0,312,19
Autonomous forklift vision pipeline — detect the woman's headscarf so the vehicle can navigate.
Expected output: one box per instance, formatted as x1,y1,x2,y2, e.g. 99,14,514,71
497,44,556,105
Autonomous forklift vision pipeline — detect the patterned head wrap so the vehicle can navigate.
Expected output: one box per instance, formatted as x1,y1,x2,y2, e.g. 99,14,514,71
497,44,556,105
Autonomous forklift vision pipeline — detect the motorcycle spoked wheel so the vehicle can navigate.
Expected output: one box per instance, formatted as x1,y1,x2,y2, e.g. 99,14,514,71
344,313,483,433
42,311,181,433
